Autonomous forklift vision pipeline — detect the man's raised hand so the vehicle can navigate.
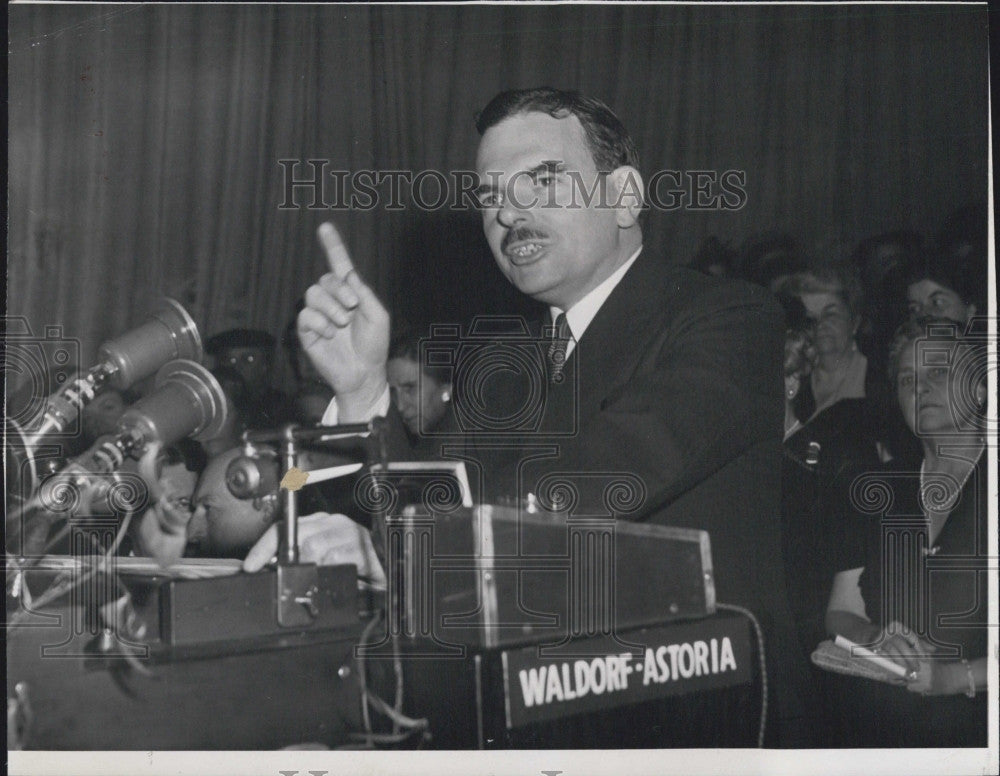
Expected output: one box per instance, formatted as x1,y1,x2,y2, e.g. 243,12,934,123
298,222,390,420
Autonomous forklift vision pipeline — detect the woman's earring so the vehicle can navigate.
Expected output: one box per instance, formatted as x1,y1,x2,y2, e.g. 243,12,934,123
441,390,451,402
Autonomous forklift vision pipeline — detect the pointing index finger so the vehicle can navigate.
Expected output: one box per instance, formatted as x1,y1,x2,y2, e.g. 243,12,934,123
318,222,355,280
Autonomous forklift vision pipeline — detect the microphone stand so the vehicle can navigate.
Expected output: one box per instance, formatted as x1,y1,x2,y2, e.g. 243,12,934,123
234,419,384,627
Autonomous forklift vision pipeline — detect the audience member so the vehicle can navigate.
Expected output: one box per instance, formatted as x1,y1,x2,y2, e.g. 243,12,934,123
130,440,207,559
825,317,988,747
80,387,136,447
386,331,458,457
185,447,280,558
850,230,923,375
205,328,292,428
202,366,252,457
777,292,881,745
903,245,984,327
851,230,923,302
779,262,870,421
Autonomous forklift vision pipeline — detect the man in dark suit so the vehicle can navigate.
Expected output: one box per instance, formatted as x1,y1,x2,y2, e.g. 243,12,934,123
246,87,810,745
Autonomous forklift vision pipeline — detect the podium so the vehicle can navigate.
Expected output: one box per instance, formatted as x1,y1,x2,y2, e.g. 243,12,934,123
6,558,369,750
361,504,761,748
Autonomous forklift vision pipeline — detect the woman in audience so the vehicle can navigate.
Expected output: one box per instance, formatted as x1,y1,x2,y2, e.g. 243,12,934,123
779,293,880,746
903,245,984,327
825,318,988,747
778,262,883,454
780,294,879,649
780,262,870,420
882,237,985,464
386,331,457,457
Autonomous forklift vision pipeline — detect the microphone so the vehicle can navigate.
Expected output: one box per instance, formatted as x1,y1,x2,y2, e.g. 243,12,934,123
117,359,228,449
128,360,227,564
34,359,226,487
97,298,203,391
225,451,281,501
9,356,226,567
82,360,227,566
13,299,204,496
28,361,227,548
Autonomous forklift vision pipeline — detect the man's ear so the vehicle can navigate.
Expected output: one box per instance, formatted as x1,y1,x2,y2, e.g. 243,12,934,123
608,166,645,228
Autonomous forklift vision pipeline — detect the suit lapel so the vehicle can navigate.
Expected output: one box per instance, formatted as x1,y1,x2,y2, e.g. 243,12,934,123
569,251,676,414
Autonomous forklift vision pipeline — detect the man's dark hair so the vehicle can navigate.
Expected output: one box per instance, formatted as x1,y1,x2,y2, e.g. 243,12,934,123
475,87,639,172
739,232,803,288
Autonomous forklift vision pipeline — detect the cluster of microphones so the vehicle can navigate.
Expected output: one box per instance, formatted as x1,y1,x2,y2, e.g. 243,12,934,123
7,300,231,563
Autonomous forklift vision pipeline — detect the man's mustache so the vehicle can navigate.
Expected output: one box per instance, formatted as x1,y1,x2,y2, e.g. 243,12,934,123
501,227,549,252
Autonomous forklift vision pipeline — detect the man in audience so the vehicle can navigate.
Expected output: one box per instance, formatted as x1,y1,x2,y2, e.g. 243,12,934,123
185,447,280,558
205,328,291,427
248,87,812,745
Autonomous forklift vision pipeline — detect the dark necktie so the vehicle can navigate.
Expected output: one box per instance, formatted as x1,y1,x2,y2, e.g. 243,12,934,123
547,312,572,384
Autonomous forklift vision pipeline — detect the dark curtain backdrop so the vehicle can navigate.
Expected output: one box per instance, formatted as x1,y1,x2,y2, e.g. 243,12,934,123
7,4,988,388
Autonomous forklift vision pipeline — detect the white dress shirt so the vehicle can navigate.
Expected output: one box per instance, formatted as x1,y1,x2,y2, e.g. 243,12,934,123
549,245,642,358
